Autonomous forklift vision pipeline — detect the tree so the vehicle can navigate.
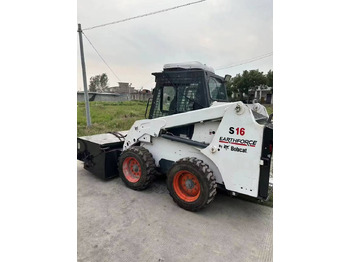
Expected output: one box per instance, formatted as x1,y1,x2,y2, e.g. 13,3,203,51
89,73,109,92
266,70,273,88
227,70,273,100
226,69,267,102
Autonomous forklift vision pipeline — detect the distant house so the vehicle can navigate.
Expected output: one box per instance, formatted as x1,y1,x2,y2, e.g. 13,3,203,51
107,82,136,94
249,86,273,104
139,89,151,94
80,82,152,102
232,85,273,104
106,83,152,101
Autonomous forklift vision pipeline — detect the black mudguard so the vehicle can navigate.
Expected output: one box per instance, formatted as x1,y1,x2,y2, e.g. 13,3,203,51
258,124,273,199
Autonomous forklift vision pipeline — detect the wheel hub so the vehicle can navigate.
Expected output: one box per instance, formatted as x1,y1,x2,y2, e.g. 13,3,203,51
123,157,141,183
132,164,139,172
185,179,195,189
173,171,200,202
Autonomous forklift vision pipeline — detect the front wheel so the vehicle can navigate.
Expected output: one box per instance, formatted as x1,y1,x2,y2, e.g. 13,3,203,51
118,146,156,190
167,157,217,211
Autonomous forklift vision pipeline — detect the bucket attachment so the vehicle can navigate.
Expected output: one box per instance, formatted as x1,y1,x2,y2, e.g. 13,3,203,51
77,132,127,179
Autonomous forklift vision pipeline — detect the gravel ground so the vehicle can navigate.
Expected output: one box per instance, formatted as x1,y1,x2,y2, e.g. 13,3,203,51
78,161,273,262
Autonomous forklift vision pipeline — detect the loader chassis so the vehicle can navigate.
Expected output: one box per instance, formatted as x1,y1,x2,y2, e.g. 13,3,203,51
77,62,273,211
77,102,272,202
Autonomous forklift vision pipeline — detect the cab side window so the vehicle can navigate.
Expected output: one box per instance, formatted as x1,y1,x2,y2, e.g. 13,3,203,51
161,86,176,112
208,77,227,101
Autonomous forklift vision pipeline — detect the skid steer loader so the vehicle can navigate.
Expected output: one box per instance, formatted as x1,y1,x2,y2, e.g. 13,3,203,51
77,62,273,211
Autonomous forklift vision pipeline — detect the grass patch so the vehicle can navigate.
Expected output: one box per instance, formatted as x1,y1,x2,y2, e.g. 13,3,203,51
264,104,273,115
77,101,148,137
78,102,273,137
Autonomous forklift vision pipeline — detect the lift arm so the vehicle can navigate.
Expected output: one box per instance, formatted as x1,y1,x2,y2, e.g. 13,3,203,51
123,101,250,150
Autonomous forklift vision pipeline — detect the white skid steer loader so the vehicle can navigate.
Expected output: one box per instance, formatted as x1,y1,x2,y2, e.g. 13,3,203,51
77,62,273,211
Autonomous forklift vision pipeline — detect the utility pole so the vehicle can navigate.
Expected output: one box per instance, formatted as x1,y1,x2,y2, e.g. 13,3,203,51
78,23,92,127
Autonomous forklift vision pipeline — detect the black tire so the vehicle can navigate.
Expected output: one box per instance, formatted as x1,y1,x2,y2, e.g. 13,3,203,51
167,157,217,211
118,146,156,190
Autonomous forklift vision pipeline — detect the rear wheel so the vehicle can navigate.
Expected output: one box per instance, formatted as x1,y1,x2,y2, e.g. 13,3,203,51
167,157,217,211
118,146,156,190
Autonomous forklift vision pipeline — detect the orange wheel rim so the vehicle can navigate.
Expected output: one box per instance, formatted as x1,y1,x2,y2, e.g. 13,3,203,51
123,157,141,183
173,171,200,202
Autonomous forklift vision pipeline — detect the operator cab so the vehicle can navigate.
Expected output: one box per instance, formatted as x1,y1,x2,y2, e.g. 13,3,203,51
148,62,229,119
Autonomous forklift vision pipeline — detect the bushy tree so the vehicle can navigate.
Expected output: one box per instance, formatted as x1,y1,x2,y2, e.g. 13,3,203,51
89,73,109,92
226,69,272,102
266,70,273,88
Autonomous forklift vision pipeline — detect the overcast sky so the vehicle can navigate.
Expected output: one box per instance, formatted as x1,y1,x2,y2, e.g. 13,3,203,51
77,0,272,91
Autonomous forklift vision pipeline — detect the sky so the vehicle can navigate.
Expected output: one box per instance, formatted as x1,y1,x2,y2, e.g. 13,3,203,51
77,0,273,91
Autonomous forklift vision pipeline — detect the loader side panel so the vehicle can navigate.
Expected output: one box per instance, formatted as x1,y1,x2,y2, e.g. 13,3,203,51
200,103,265,197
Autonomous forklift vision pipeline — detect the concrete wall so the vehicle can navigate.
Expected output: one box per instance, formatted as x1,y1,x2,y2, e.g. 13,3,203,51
77,92,153,102
77,92,129,102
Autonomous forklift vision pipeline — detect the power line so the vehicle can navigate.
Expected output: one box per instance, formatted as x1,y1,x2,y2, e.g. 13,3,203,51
82,32,121,81
215,52,273,71
83,0,206,31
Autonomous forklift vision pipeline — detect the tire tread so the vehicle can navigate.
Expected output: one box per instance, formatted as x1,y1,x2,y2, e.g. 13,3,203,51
167,157,217,211
118,146,156,190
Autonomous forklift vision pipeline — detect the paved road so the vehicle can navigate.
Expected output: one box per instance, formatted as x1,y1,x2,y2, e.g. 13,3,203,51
77,161,273,262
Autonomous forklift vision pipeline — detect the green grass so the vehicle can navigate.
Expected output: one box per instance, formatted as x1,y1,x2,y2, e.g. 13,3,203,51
78,102,273,136
77,101,148,137
264,104,273,116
